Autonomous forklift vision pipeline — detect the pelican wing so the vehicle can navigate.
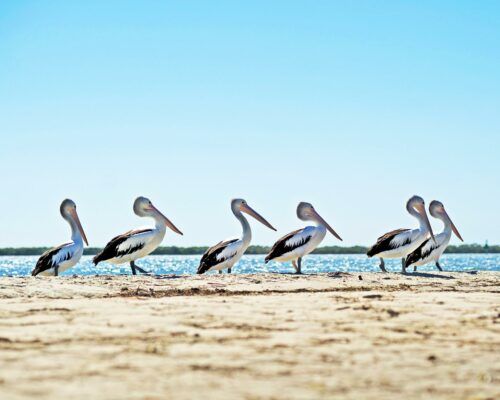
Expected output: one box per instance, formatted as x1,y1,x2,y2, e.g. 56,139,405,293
405,234,446,268
32,243,73,276
197,238,239,274
93,229,153,265
366,228,411,257
265,228,312,263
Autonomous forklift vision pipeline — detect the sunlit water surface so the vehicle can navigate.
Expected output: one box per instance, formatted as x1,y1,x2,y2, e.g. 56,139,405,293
0,254,498,276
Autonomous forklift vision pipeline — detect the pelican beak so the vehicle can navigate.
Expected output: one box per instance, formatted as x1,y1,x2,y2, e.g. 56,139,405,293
70,209,89,246
443,208,463,241
415,203,436,244
312,209,342,241
240,203,277,231
151,205,183,235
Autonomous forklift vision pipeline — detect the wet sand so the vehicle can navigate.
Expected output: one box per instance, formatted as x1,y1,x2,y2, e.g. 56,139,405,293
0,272,498,399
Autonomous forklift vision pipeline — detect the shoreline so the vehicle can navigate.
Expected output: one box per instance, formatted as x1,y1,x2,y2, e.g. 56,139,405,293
1,271,498,299
0,272,498,399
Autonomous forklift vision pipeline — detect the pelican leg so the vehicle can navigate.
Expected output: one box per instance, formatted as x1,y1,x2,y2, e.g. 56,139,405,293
218,270,222,274
436,261,443,271
379,258,387,273
297,257,302,274
130,261,149,275
413,265,417,272
401,257,407,274
292,260,298,273
134,264,149,274
54,266,59,277
228,268,232,274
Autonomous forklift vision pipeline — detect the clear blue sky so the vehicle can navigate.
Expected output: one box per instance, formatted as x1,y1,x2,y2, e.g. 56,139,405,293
0,1,499,247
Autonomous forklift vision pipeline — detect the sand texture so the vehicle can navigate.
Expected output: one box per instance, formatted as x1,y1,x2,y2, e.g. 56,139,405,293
0,271,498,399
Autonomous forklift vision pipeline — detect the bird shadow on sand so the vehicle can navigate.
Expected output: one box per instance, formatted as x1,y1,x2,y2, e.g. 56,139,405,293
404,272,455,279
266,271,355,278
267,271,315,276
100,273,182,279
151,274,183,280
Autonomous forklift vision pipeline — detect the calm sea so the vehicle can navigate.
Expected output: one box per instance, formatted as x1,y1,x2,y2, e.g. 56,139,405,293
0,254,499,276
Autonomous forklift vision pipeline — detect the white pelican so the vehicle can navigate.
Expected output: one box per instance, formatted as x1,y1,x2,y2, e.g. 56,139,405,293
405,200,463,271
93,197,182,275
367,195,436,273
32,199,88,276
197,198,276,274
265,202,342,274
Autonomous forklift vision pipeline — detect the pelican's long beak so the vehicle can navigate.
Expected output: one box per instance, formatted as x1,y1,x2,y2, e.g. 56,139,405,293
415,203,436,244
70,210,89,246
312,209,342,241
240,204,277,231
151,205,183,235
443,208,463,241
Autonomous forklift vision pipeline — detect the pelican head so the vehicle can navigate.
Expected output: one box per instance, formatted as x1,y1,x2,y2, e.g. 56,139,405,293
406,195,436,243
133,196,183,235
296,202,342,241
60,199,88,245
231,198,276,231
429,200,463,241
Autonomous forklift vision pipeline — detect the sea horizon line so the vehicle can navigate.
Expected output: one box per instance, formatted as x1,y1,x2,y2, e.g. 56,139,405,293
0,243,497,256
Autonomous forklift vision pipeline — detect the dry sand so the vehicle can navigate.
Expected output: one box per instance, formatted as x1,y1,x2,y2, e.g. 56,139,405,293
0,271,498,400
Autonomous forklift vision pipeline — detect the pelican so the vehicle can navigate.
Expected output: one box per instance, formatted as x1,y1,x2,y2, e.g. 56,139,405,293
405,200,463,271
32,199,88,276
265,202,342,274
197,198,276,274
93,197,182,275
367,195,436,273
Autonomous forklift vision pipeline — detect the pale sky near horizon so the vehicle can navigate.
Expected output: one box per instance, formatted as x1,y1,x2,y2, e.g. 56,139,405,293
0,1,499,247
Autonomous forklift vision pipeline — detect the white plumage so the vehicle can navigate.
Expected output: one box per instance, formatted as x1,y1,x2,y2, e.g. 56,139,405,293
376,229,430,259
112,228,165,264
32,199,88,277
36,242,84,276
216,239,241,262
266,203,342,274
366,195,436,273
410,234,449,267
272,226,326,262
197,199,276,274
405,200,463,271
93,197,183,275
212,238,247,271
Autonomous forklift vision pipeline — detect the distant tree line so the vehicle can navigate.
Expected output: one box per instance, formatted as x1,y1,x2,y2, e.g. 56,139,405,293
444,243,500,254
0,243,498,256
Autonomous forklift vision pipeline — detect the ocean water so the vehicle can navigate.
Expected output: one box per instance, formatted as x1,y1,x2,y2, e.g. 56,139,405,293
0,254,498,276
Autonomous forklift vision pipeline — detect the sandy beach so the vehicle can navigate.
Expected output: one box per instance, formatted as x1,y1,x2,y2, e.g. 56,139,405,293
0,272,498,400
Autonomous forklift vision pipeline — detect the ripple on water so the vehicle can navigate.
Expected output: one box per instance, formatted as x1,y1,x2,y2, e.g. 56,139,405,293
0,254,498,276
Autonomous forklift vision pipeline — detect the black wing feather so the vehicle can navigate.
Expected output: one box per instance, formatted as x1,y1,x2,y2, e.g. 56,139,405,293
93,229,153,265
366,228,411,257
265,229,312,263
197,239,239,274
32,243,72,276
405,238,438,268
